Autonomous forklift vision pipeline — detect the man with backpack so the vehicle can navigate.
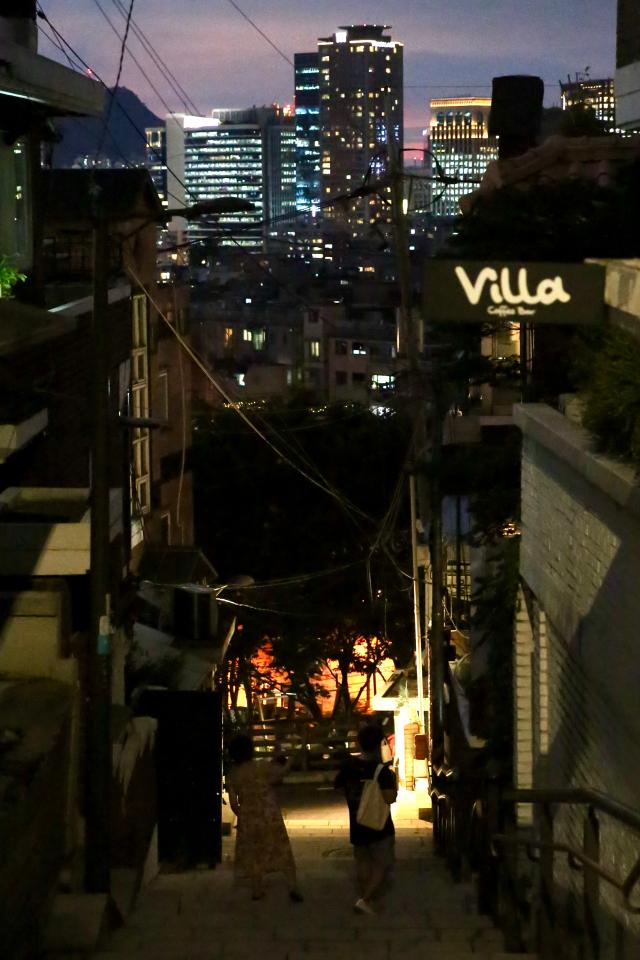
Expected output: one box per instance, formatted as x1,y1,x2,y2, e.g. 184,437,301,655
334,724,398,914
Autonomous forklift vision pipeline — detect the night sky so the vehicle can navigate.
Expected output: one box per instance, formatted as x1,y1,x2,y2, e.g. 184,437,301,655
40,0,616,145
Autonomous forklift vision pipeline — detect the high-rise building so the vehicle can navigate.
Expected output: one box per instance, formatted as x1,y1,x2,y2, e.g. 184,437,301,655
157,107,296,252
616,0,640,129
265,119,297,224
164,113,264,250
294,52,321,214
427,97,497,219
145,126,167,206
317,24,403,237
560,77,617,130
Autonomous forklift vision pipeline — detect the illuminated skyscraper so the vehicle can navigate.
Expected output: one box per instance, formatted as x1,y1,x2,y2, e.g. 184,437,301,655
145,126,167,206
560,77,617,130
294,52,321,214
427,97,497,219
317,24,403,237
158,107,295,252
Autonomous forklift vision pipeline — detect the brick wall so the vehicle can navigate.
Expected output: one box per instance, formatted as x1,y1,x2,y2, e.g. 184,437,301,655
515,404,640,953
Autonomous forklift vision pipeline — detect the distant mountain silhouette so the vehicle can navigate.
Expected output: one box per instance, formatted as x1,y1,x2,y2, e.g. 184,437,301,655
52,87,162,168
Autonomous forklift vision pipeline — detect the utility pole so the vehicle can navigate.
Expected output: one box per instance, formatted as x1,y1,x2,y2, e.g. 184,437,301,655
428,356,445,768
86,196,112,893
386,105,430,734
409,474,425,730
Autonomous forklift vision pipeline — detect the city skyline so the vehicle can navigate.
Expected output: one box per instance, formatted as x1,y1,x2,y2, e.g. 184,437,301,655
40,0,617,147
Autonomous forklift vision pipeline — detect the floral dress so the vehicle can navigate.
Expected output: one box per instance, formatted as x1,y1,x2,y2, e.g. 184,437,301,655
226,759,296,886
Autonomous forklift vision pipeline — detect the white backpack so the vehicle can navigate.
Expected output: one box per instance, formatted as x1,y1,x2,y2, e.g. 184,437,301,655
356,763,390,831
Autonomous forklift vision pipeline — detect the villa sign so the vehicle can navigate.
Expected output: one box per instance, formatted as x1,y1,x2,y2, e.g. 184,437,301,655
424,261,605,325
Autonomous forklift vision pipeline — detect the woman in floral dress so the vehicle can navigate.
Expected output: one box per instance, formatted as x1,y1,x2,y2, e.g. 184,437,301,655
226,733,303,902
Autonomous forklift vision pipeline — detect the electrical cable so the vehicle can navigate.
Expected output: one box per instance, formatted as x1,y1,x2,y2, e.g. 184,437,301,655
36,8,187,206
125,263,373,523
223,0,294,67
217,596,314,618
91,0,186,122
109,0,201,114
96,0,136,159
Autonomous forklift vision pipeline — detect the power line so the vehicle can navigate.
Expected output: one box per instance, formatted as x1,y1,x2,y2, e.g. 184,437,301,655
126,263,372,523
97,0,136,159
223,0,294,67
91,0,182,121
109,0,201,115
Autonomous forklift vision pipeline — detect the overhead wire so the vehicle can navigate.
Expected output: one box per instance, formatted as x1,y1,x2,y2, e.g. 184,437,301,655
91,0,186,121
38,6,433,588
36,8,186,206
223,0,294,67
96,0,136,159
109,0,201,114
125,263,372,523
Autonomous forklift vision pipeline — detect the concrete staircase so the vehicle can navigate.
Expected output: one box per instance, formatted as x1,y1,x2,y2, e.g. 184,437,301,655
91,792,536,960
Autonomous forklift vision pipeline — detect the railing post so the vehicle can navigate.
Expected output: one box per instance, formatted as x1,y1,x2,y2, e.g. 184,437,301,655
502,802,524,951
538,802,555,960
583,806,600,960
478,781,501,918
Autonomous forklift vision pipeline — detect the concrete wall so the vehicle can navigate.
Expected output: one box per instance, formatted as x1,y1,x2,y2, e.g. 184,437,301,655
515,403,640,952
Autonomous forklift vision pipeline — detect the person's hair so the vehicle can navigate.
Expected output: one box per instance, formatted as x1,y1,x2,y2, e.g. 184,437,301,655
228,733,254,765
357,724,385,753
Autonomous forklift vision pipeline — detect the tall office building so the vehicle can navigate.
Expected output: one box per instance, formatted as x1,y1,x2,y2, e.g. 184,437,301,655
294,52,321,214
427,97,497,219
318,24,403,237
616,0,640,129
145,126,167,206
158,107,295,252
560,77,617,130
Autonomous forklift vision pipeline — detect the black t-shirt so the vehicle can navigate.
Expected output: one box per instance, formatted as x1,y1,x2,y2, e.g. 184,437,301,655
334,756,396,846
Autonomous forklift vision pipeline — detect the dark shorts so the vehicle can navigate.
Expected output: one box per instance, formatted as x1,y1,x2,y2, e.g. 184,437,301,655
353,834,395,871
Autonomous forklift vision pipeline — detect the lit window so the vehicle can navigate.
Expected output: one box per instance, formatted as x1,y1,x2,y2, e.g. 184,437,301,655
224,326,233,346
352,343,367,356
309,340,320,358
243,329,252,342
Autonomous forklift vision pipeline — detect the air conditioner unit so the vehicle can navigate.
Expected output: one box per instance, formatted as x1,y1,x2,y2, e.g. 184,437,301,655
173,585,218,645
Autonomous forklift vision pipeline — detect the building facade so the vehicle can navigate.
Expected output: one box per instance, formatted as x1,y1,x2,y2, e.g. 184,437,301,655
294,52,321,215
427,97,497,219
616,0,640,129
160,108,296,252
145,125,168,206
318,24,403,237
560,76,617,130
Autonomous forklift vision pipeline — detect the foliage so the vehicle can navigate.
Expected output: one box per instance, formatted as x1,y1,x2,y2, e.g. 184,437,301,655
192,400,415,719
448,161,640,263
0,256,26,298
575,326,640,468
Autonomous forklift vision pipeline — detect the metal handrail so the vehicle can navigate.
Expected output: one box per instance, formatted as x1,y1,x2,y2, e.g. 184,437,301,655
502,787,640,836
492,834,640,914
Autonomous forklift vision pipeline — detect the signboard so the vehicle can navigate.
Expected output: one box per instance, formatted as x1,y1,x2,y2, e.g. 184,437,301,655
423,261,605,325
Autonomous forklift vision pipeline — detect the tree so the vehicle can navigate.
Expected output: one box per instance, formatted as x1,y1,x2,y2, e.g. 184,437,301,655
193,400,415,718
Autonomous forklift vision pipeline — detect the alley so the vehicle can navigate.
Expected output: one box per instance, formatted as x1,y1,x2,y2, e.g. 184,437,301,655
94,783,527,960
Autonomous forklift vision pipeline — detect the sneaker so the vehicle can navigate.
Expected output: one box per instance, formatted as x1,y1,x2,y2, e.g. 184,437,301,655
354,898,376,915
